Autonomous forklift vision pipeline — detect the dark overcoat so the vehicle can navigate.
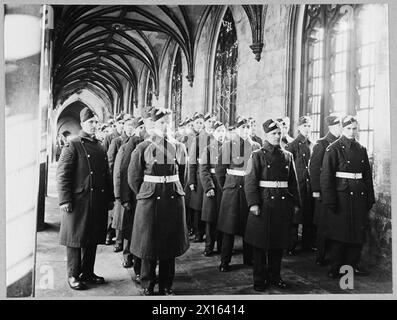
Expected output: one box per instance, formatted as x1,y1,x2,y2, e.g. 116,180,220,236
244,142,301,250
216,136,261,236
118,135,142,239
186,130,213,211
102,130,121,152
107,132,129,176
128,134,189,260
111,144,125,231
320,135,375,244
183,131,199,202
285,133,314,224
57,131,115,248
199,139,223,223
309,132,338,226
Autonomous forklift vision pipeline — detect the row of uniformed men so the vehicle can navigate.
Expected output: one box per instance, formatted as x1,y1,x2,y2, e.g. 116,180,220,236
56,105,374,294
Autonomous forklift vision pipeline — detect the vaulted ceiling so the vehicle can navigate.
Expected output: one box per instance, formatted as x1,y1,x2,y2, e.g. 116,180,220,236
52,5,266,111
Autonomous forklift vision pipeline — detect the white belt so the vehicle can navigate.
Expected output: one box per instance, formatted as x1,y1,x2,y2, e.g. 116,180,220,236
335,172,363,180
210,168,216,174
259,181,288,188
143,175,179,183
227,169,246,176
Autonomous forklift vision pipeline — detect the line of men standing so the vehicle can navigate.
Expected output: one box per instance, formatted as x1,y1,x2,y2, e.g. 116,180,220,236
56,104,375,294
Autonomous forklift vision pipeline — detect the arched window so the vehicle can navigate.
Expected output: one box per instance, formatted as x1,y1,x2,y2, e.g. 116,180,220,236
213,8,238,125
170,48,183,128
300,4,376,158
146,74,154,107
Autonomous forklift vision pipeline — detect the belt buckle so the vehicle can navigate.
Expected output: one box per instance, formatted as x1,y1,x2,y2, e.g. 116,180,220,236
354,173,360,179
163,175,168,183
275,181,280,188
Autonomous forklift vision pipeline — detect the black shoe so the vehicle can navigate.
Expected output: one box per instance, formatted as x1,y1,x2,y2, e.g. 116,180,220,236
142,288,154,296
113,244,123,252
80,273,105,284
68,276,87,290
193,236,204,243
123,259,133,268
134,274,141,284
270,278,290,289
219,263,230,272
203,250,214,257
354,268,369,277
327,270,341,279
315,258,331,267
253,282,268,292
159,288,175,296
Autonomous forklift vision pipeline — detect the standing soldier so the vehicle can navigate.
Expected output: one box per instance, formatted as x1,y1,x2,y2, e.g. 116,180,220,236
57,107,115,290
186,112,206,242
285,116,315,255
320,116,375,278
244,119,300,291
128,107,189,296
248,117,263,147
216,117,261,272
279,117,294,149
199,120,226,256
102,113,124,152
309,116,342,266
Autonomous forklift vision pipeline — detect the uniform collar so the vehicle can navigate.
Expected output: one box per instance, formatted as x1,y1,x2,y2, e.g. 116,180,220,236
263,140,281,153
297,133,310,144
79,130,98,142
340,135,356,148
325,132,338,144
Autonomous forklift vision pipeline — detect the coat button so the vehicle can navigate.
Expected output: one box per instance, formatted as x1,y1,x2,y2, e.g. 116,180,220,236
342,146,345,149
303,153,306,156
267,165,271,168
171,196,174,199
305,166,308,169
271,196,275,199
157,196,160,200
361,192,364,195
90,171,93,175
347,160,350,164
101,189,104,192
90,188,93,191
239,185,242,188
285,166,288,169
282,196,285,200
361,160,364,163
87,155,91,158
350,192,354,195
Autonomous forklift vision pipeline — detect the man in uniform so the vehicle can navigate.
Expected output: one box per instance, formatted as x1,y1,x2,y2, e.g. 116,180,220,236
216,116,261,272
187,112,216,242
248,117,263,147
285,116,315,255
320,116,375,278
102,113,124,151
114,117,145,281
57,107,115,290
309,115,342,266
175,119,186,142
244,119,300,291
279,117,294,149
128,107,189,296
199,120,226,256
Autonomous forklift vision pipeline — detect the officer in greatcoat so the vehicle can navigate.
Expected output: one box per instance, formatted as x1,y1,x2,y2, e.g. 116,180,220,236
309,115,342,266
216,117,261,272
244,119,300,291
128,107,189,296
56,107,115,290
187,112,216,242
320,116,375,278
199,120,226,256
285,116,315,255
248,117,263,147
118,117,145,280
108,114,133,252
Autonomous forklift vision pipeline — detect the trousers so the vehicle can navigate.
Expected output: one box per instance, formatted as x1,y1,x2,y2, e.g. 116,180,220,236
66,244,97,277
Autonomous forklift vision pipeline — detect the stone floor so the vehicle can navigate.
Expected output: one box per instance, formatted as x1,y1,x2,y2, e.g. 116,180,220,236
34,164,393,298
